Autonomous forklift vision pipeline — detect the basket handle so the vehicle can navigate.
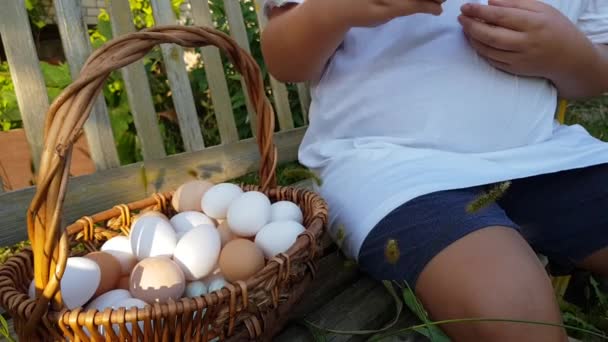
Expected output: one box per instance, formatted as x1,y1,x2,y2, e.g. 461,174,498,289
26,25,278,328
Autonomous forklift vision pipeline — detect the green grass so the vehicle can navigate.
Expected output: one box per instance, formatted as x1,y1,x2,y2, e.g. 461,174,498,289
567,95,608,141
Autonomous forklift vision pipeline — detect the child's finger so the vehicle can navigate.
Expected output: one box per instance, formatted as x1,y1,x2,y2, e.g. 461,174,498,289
460,3,531,31
458,14,525,51
405,0,444,16
488,0,545,13
466,36,517,64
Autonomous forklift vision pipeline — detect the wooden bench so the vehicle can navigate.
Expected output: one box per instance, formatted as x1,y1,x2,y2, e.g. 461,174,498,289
0,0,427,340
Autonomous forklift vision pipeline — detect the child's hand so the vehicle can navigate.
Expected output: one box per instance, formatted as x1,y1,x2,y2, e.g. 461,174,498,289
458,0,595,80
344,0,445,27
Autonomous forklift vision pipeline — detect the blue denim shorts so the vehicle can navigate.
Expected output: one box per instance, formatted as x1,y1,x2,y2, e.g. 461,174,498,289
358,163,608,287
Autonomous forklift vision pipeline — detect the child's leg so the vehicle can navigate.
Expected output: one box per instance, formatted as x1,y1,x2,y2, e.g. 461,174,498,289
496,163,608,278
358,187,566,341
579,248,608,276
416,226,567,342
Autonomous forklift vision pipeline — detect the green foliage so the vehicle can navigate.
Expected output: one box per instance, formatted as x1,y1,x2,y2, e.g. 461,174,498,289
0,240,30,265
561,276,608,341
40,62,72,101
0,314,16,342
2,0,304,162
0,60,73,132
567,97,608,142
229,161,311,186
84,0,305,164
0,63,21,131
25,0,48,30
399,282,450,341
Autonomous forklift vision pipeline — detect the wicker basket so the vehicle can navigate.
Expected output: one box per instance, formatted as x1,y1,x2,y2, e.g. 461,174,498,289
0,25,328,341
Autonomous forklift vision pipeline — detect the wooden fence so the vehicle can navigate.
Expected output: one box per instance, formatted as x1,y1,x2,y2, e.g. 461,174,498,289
0,0,311,249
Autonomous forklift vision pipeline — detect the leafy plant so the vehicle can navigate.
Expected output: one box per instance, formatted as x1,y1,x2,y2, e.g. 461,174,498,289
0,314,16,342
0,62,21,132
560,276,608,341
399,282,450,341
25,0,48,30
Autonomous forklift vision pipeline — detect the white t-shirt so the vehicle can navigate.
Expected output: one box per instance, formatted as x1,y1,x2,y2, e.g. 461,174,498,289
264,0,608,260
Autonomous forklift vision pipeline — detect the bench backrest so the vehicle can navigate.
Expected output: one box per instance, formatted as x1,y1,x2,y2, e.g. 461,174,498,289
0,0,310,248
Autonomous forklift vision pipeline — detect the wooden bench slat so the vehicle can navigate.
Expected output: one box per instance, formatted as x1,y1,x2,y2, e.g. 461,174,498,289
150,0,206,152
252,0,295,131
277,277,400,342
297,83,311,125
108,0,167,160
0,0,49,171
190,0,240,144
289,253,361,319
0,127,305,247
223,0,258,136
55,0,121,170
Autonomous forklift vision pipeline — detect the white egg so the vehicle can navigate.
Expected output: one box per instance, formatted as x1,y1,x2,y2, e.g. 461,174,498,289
173,225,221,280
226,191,271,237
271,201,303,224
136,210,169,221
201,183,243,219
185,281,208,298
130,215,177,260
101,236,137,275
255,221,306,258
170,211,216,239
86,289,132,311
28,279,36,299
205,274,227,293
61,257,101,309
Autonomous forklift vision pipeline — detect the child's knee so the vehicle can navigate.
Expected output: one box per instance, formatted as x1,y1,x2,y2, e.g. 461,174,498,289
415,226,568,341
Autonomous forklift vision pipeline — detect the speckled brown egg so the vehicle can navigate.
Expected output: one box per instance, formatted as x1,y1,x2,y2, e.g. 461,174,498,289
85,251,121,296
218,239,265,282
130,256,185,304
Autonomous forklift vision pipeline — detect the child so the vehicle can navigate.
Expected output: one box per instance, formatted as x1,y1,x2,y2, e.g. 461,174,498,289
261,0,608,341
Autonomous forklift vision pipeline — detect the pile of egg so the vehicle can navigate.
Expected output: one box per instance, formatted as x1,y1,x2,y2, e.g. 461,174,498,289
28,180,305,317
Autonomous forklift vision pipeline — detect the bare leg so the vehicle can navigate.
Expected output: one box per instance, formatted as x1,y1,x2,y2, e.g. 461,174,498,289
578,247,608,277
415,226,568,342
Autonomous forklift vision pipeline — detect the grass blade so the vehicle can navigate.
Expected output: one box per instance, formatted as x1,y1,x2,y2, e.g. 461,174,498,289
303,280,403,336
368,317,608,341
401,283,449,342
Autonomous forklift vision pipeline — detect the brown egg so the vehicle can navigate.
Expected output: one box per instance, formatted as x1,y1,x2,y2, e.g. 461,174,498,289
172,180,214,212
130,256,185,304
85,251,121,296
218,239,265,282
117,275,130,290
217,220,236,247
